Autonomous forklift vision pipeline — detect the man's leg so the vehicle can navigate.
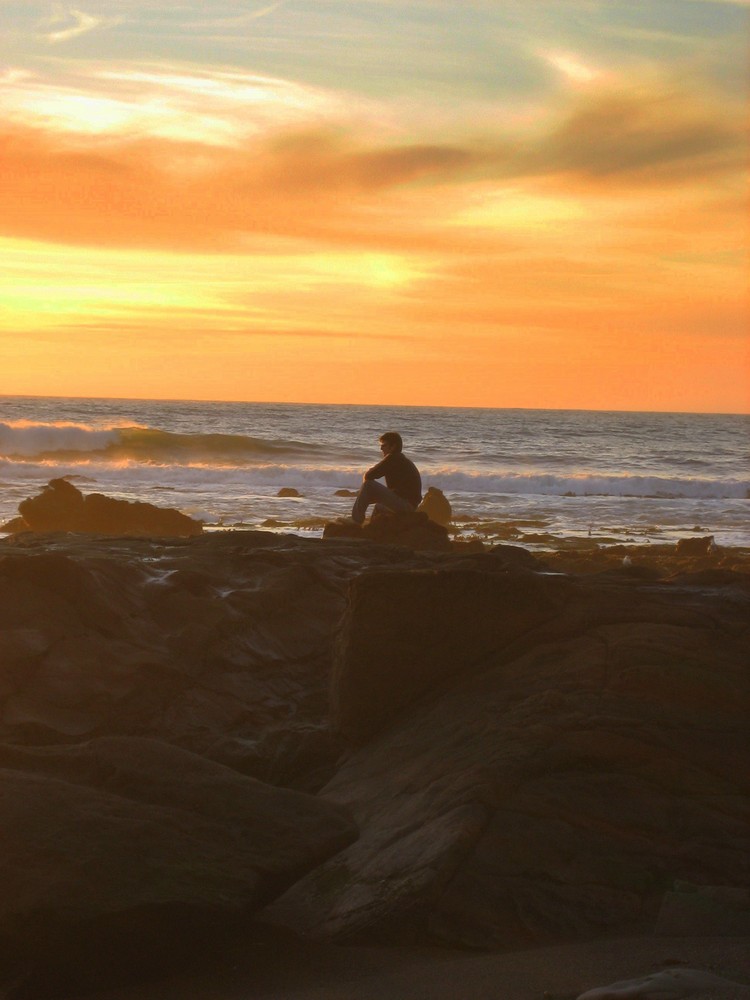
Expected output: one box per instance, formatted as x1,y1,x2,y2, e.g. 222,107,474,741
351,480,412,524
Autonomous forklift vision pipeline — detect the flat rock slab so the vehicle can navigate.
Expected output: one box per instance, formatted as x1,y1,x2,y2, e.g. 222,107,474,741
0,736,357,991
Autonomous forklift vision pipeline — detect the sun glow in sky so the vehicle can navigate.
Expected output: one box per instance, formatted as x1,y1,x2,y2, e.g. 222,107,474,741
1,1,748,410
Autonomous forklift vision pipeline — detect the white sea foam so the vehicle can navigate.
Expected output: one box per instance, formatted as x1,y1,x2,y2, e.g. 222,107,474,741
1,456,744,501
1,399,747,546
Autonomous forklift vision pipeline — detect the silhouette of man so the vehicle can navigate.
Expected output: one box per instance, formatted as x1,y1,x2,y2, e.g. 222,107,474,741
351,431,422,525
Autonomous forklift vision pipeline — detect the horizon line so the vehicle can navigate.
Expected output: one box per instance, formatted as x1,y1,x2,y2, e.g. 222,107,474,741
0,393,747,418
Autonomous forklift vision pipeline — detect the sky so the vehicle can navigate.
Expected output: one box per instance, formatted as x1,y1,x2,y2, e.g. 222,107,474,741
1,0,748,410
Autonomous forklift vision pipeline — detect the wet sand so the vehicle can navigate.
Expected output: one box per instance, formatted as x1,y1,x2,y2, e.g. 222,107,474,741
84,932,750,1000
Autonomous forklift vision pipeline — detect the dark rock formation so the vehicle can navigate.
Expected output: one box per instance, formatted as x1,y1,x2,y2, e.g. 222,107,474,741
418,486,452,526
0,529,748,992
0,531,432,772
364,511,450,550
331,568,567,742
277,487,302,497
323,510,450,551
322,520,363,540
0,736,356,917
676,535,715,557
263,562,750,949
0,529,430,994
0,736,356,995
13,479,202,536
0,516,27,533
654,882,750,936
576,967,750,1000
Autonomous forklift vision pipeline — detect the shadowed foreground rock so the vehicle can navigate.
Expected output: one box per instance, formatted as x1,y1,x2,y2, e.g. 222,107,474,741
323,510,450,550
0,530,424,780
576,966,750,999
9,478,202,536
0,736,356,995
262,562,750,948
331,568,567,742
0,530,747,994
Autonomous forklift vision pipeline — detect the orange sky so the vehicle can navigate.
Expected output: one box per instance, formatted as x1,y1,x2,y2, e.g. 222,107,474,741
1,1,748,411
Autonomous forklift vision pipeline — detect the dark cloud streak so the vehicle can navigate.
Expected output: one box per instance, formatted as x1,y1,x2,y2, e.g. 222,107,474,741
0,80,744,253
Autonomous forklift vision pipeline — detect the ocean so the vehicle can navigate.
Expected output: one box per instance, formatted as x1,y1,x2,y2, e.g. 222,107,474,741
1,396,748,549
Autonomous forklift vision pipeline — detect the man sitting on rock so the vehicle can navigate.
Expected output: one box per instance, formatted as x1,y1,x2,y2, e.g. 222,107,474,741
351,432,422,525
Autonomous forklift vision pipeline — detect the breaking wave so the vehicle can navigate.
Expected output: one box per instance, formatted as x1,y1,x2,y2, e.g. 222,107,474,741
0,422,746,501
0,421,329,465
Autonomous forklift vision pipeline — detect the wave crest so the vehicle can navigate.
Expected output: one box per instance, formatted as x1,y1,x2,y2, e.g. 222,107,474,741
0,421,121,457
0,423,745,500
0,421,327,465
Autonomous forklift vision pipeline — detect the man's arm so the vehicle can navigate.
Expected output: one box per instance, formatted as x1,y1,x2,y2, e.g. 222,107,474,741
363,455,390,482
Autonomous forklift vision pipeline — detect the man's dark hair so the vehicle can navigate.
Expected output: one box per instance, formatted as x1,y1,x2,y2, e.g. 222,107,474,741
379,431,403,453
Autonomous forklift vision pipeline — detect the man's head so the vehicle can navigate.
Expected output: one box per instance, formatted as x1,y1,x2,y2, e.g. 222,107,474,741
379,431,403,455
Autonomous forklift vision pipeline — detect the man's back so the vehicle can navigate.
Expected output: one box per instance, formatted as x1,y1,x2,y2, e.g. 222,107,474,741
364,451,422,508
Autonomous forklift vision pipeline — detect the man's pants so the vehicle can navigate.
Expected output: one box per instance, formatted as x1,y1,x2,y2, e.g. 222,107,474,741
351,480,414,525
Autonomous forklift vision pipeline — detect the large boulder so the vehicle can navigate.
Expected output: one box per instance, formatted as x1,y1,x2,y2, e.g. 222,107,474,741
14,478,202,536
263,568,750,948
331,568,569,742
0,736,357,993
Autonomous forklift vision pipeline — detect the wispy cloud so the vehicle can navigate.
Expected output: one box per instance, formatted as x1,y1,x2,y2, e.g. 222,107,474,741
0,63,348,144
247,1,286,20
43,7,120,44
0,76,743,257
540,50,603,85
522,82,746,183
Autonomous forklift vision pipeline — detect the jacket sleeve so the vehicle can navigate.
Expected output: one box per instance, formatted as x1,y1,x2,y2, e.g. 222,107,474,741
363,456,390,481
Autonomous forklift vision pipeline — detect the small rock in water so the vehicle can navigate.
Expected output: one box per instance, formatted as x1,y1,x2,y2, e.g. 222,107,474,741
277,487,302,498
15,478,202,537
334,489,358,497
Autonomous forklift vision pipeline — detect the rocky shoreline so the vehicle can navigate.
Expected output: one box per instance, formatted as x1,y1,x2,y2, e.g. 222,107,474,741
0,528,748,997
